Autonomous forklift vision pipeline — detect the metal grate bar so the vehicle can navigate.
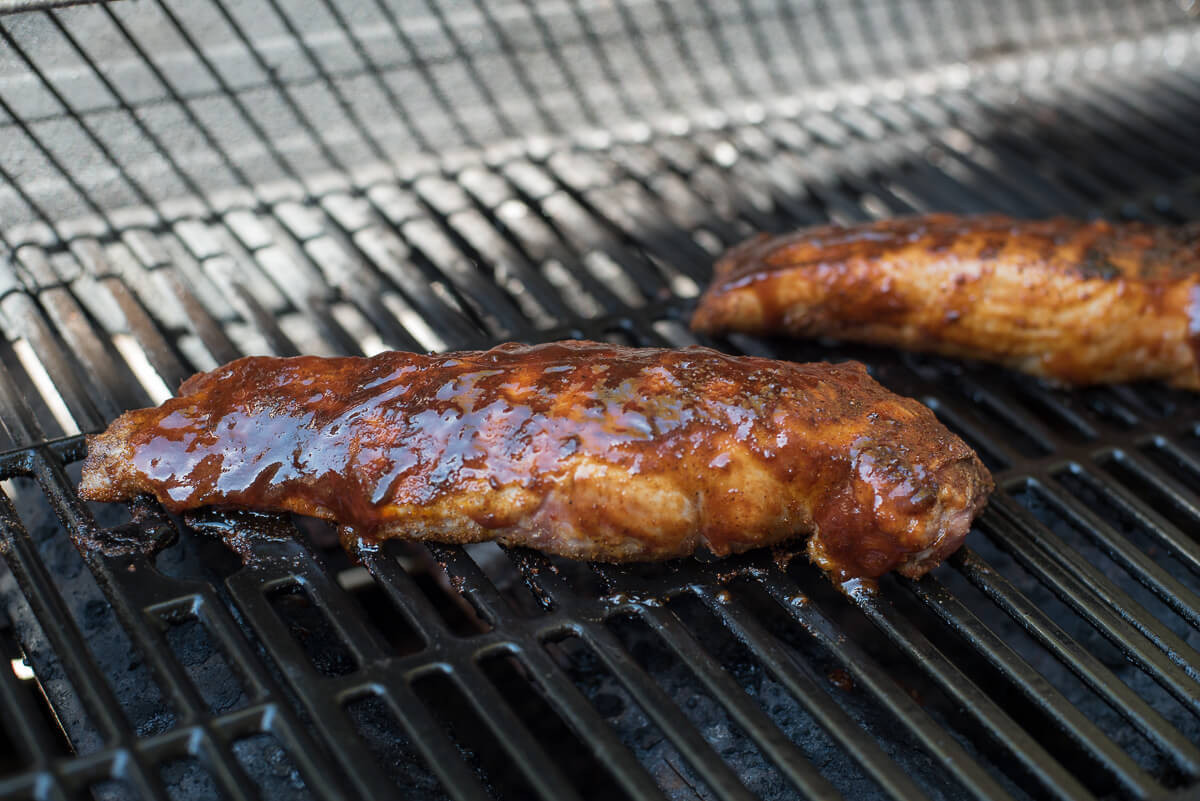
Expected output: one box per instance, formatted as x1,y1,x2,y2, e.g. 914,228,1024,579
403,181,574,325
0,288,106,433
0,479,171,800
482,70,1200,796
1060,78,1200,183
0,7,319,372
14,250,162,409
535,158,684,298
849,588,1095,801
994,485,1200,660
903,572,1159,798
280,552,393,666
88,268,195,389
1110,449,1200,553
111,230,243,367
701,591,929,801
1,12,1200,801
370,680,494,801
220,552,405,799
1036,471,1200,629
756,570,1018,801
31,480,211,733
468,551,673,800
0,636,62,769
92,0,484,355
425,543,515,625
912,93,1105,214
0,480,128,745
28,450,352,801
637,604,846,800
354,547,447,645
579,619,760,801
220,0,552,337
448,662,588,801
952,547,1200,779
436,546,677,800
0,335,46,448
981,505,1200,717
512,642,669,800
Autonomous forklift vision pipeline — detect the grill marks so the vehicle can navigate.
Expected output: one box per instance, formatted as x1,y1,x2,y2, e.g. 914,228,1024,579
692,214,1200,390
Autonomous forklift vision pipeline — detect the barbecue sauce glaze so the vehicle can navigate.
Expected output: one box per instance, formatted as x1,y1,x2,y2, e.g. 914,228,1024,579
692,215,1200,389
79,342,992,579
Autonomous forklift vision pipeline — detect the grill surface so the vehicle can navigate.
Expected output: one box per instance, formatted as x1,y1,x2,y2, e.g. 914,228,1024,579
4,2,1200,800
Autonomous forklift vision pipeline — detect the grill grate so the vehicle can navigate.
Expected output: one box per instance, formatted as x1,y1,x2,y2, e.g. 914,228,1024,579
4,2,1200,800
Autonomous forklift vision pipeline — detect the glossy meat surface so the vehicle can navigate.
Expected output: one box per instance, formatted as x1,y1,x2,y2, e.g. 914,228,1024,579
691,214,1200,389
79,341,992,579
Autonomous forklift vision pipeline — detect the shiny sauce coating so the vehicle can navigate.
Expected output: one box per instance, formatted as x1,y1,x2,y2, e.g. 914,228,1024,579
79,341,992,577
692,215,1200,389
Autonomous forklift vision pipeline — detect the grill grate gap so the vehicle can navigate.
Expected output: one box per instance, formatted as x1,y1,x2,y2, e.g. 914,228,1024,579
343,693,450,800
162,617,249,717
231,732,313,801
159,758,222,801
779,556,1038,800
992,379,1100,443
524,552,610,604
410,670,541,801
935,553,1199,790
999,485,1200,726
541,632,714,801
939,372,1055,459
1098,454,1200,547
477,653,630,801
1001,488,1162,656
1109,384,1197,421
2,475,175,746
264,583,357,679
1071,388,1142,431
462,543,552,619
394,550,494,637
332,566,425,657
0,620,71,774
888,572,1138,798
90,777,142,801
605,611,789,800
665,591,924,801
724,578,982,801
1140,441,1200,501
0,551,95,760
1051,466,1200,595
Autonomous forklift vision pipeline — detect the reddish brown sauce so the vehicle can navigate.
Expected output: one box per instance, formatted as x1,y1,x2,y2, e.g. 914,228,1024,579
693,215,1200,390
79,341,992,577
739,215,1200,283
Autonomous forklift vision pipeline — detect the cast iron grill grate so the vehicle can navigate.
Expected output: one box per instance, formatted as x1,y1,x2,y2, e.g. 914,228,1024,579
3,1,1200,800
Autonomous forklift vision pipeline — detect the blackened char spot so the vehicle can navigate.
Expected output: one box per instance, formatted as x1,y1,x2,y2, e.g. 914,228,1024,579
1077,247,1122,281
976,244,1002,261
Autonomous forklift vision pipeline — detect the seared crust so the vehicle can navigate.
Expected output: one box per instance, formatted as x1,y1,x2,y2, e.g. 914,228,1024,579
691,215,1200,389
79,341,992,579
